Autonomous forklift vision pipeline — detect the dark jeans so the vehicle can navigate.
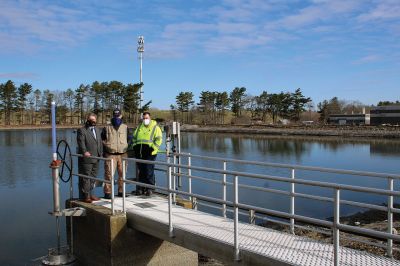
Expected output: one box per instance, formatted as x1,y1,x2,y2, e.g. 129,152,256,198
137,154,157,192
78,159,99,199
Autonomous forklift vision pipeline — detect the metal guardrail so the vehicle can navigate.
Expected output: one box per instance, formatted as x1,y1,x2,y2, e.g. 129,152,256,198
71,154,116,215
124,156,400,265
70,152,399,266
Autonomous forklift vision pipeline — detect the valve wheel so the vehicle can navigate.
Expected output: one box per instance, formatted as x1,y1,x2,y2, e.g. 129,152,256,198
56,140,73,183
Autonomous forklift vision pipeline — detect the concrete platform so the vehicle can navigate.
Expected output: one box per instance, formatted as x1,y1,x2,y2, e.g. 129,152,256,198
94,195,400,266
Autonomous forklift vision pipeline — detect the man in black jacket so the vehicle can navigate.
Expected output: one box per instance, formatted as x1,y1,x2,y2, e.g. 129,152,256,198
77,113,103,203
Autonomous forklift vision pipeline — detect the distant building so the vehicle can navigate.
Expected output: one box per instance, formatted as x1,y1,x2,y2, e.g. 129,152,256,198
370,105,400,125
328,114,370,125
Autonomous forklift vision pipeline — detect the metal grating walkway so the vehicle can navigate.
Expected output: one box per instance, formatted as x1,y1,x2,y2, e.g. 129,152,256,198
94,195,400,266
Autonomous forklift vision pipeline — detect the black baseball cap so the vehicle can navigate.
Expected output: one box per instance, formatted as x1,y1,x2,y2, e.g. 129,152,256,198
113,108,121,117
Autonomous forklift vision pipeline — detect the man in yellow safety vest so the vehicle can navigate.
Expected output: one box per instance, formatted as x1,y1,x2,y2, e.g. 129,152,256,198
131,111,162,196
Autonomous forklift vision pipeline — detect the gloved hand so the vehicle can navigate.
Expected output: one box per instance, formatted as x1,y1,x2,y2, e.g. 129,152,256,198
151,147,158,155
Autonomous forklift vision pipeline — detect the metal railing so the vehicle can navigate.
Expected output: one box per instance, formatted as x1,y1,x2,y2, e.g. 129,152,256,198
176,152,400,258
118,155,400,266
70,152,400,265
71,154,116,215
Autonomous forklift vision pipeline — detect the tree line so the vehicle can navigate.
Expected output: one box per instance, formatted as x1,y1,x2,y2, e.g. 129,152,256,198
0,80,147,125
172,87,311,124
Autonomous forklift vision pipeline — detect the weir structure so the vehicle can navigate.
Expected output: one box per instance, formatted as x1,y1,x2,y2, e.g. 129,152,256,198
48,120,400,265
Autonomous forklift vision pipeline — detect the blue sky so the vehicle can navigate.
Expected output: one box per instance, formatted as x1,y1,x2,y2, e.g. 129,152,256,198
0,0,399,109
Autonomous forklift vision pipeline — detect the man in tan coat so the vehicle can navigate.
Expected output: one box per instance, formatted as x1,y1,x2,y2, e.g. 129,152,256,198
102,108,128,199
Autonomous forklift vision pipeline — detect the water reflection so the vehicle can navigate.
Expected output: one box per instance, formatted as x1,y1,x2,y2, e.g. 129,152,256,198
370,140,400,157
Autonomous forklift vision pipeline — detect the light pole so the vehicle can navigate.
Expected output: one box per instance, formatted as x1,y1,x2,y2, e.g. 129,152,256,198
137,36,144,110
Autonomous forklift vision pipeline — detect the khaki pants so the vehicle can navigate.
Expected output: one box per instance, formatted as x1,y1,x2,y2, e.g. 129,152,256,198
104,152,127,194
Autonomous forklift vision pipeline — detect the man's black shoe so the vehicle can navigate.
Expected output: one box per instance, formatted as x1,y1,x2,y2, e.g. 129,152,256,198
117,192,123,197
104,193,112,200
135,189,143,196
145,190,153,197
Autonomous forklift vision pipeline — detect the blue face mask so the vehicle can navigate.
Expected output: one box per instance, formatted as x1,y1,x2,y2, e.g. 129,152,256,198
111,117,122,127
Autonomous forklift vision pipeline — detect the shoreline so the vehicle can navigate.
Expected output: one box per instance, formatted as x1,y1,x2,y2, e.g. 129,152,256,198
1,124,400,139
181,124,400,139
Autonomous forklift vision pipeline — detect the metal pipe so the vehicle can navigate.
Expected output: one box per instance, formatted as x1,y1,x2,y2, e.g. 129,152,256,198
168,165,174,237
56,216,61,254
222,161,227,218
73,173,112,184
233,175,240,261
387,177,394,257
249,209,255,225
122,160,126,213
173,154,176,203
333,189,340,266
175,172,224,185
111,159,115,215
290,169,295,235
175,152,400,180
188,154,192,201
51,101,57,161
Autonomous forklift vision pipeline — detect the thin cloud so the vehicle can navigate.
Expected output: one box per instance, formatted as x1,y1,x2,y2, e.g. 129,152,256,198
353,54,381,64
358,0,400,22
0,1,142,53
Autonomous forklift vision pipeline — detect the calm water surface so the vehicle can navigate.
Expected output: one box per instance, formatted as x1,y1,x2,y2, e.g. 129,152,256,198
0,129,399,265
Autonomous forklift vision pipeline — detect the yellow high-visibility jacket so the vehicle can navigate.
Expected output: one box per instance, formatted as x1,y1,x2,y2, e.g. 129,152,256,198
131,120,162,155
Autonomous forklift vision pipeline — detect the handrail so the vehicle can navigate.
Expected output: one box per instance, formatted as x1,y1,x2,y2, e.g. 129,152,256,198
124,157,400,197
68,151,399,264
176,152,400,180
122,155,399,264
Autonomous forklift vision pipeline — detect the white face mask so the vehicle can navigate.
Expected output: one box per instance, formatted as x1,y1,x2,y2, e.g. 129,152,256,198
143,118,150,126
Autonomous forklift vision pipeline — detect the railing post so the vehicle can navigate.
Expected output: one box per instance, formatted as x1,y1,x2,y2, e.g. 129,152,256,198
69,169,74,254
233,175,240,261
122,160,126,213
111,158,115,215
333,189,340,266
168,165,174,237
222,161,227,218
387,177,394,257
188,154,192,201
249,209,255,225
290,168,295,234
173,154,176,203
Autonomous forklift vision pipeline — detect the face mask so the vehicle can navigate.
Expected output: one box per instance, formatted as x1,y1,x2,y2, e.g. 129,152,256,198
111,117,122,127
86,120,96,127
143,119,150,126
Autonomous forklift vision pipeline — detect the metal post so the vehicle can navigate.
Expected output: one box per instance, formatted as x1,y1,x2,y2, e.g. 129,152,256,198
173,154,176,203
222,161,227,218
387,177,394,257
168,165,174,237
233,175,240,261
333,189,340,266
111,159,115,215
290,169,295,234
177,122,181,189
51,101,61,254
188,154,192,201
249,209,255,225
69,168,74,254
122,160,126,213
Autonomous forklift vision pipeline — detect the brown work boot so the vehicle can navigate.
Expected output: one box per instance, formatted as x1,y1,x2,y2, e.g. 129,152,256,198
90,195,100,201
82,197,93,203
